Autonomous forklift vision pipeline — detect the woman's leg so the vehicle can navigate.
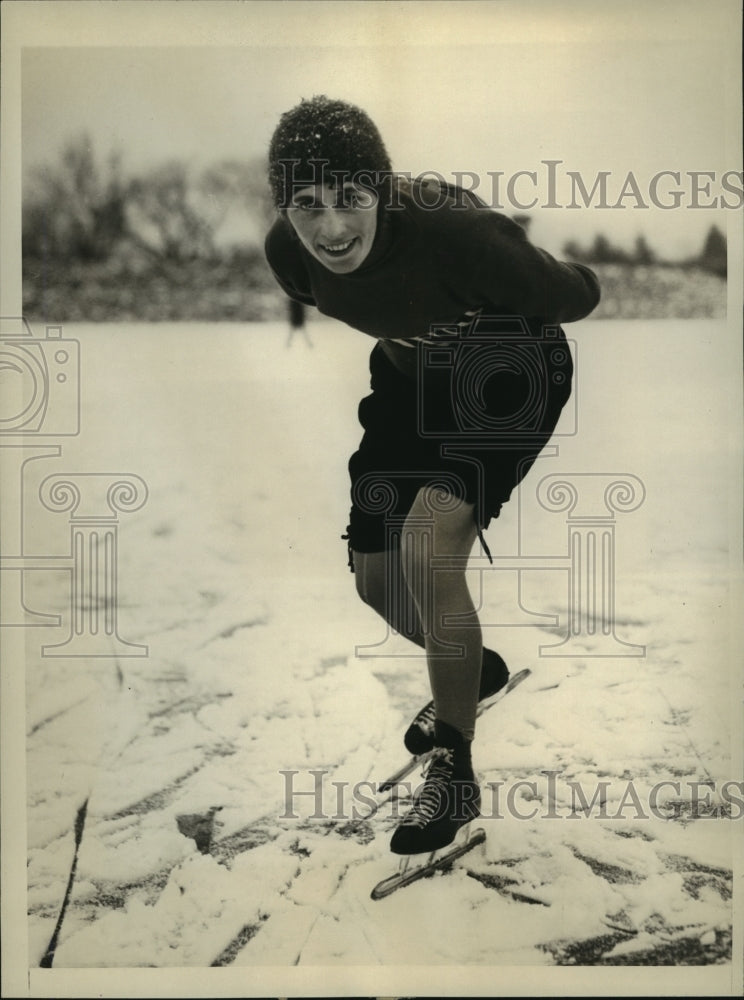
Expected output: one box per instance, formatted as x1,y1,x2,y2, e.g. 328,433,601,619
386,486,483,854
400,486,481,740
352,548,426,648
353,540,509,755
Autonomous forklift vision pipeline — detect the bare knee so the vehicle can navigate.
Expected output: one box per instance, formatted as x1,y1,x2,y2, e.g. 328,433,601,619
400,487,478,611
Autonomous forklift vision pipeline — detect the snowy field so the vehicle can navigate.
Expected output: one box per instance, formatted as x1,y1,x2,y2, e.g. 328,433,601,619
6,315,743,995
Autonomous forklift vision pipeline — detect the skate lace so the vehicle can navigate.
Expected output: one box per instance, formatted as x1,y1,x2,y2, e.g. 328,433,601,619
412,700,436,734
399,750,454,829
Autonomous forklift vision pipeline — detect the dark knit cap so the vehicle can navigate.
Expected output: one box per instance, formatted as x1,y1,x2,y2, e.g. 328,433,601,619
268,95,392,208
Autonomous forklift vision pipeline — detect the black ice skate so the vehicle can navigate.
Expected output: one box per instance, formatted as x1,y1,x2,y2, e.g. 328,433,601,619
403,649,509,755
390,720,481,855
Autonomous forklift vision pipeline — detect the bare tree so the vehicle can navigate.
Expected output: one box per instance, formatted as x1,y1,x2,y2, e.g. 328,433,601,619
126,161,216,261
24,132,128,259
197,156,276,233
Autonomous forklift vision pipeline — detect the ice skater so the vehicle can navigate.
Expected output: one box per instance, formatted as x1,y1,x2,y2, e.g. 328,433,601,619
285,297,313,347
264,96,600,857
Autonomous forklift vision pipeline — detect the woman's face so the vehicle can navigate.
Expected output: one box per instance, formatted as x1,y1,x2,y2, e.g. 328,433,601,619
286,183,378,274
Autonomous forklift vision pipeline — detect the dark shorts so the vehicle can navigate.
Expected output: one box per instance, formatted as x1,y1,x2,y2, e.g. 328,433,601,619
345,319,573,556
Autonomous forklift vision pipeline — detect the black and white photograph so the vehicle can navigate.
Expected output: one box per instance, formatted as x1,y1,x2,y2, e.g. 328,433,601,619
1,1,742,996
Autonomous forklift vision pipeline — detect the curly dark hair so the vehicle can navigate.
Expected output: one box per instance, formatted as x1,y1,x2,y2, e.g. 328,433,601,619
268,95,392,208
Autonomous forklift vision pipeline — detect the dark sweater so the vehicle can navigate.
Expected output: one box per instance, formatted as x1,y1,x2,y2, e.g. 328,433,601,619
264,178,600,358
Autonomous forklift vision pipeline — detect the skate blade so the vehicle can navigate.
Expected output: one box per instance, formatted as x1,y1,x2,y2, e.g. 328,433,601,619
396,823,475,871
371,826,486,901
476,667,531,715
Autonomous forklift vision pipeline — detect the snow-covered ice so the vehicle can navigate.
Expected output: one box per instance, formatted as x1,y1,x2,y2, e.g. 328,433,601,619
9,317,743,986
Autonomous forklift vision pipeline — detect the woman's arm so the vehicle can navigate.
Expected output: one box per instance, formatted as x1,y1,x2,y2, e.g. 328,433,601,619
409,177,601,324
466,211,601,323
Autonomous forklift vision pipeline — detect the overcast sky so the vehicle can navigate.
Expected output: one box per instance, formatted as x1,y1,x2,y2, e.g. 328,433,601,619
15,0,744,258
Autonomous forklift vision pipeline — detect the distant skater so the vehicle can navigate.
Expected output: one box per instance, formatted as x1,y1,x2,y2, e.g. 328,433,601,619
286,297,312,347
264,96,600,856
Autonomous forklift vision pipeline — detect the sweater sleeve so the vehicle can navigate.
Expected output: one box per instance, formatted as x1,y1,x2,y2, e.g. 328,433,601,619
264,219,317,307
456,210,601,323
